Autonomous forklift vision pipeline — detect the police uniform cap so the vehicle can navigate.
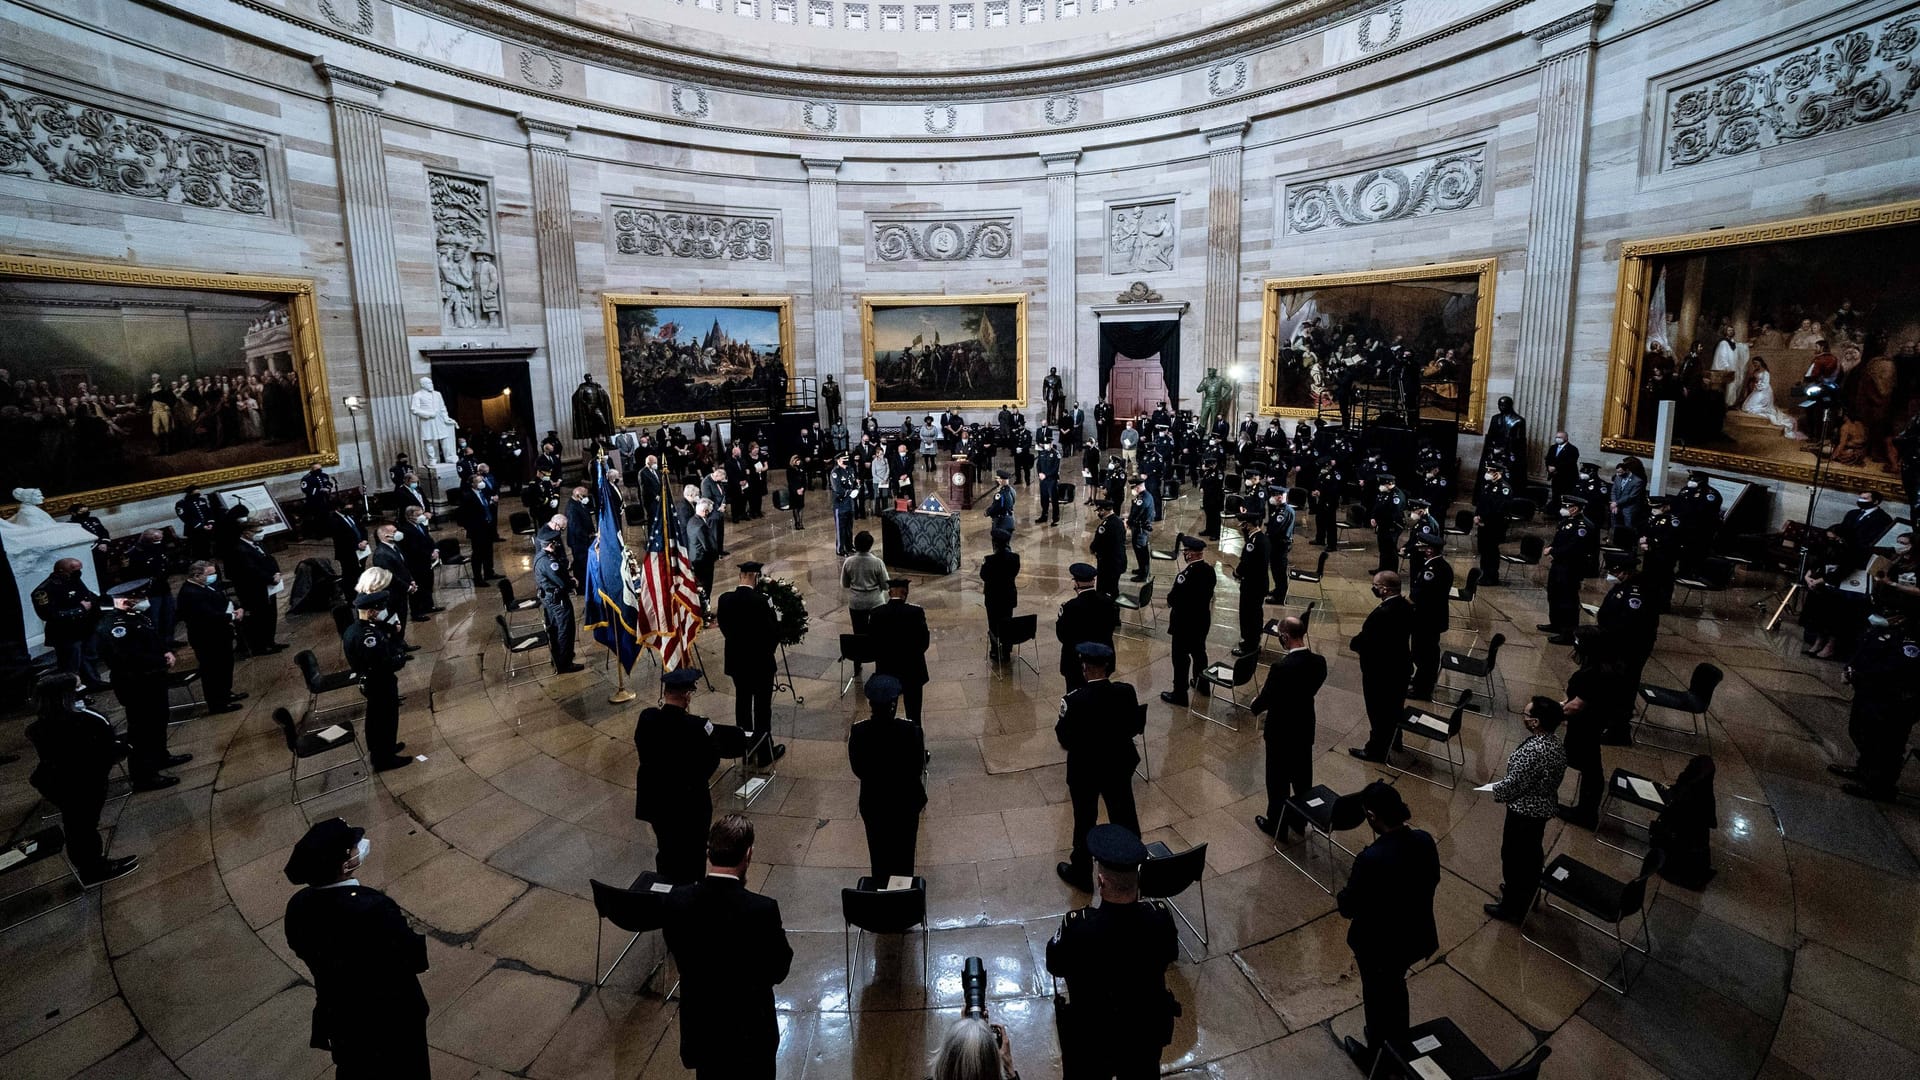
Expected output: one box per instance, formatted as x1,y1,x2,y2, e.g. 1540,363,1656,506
106,579,152,599
1377,473,1396,484
1359,780,1411,825
1561,495,1588,508
662,668,703,690
1086,824,1148,871
1069,562,1097,581
996,470,1012,480
1646,495,1672,508
887,577,912,589
1235,505,1261,520
352,590,391,610
1407,498,1431,510
283,817,364,886
1180,535,1207,551
1075,641,1115,664
1092,499,1113,510
1604,551,1640,571
1131,476,1147,486
738,561,765,573
864,674,903,704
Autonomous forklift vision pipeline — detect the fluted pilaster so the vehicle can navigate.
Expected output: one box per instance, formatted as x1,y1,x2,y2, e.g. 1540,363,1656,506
804,158,845,415
521,116,587,447
1042,150,1081,410
1202,121,1247,418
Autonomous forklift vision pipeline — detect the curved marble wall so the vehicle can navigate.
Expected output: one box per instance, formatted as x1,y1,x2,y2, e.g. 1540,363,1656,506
3,0,1914,530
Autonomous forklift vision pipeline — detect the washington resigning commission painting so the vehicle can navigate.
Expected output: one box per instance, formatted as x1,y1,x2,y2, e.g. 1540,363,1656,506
861,294,1027,411
602,294,796,426
0,256,336,509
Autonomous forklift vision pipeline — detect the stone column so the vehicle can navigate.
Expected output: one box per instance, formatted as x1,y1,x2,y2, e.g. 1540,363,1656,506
1041,151,1082,413
521,116,588,450
314,60,414,470
1201,121,1248,420
1510,4,1610,477
803,158,845,418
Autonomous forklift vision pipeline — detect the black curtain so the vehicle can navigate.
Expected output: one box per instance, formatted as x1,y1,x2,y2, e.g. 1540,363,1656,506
1098,319,1181,405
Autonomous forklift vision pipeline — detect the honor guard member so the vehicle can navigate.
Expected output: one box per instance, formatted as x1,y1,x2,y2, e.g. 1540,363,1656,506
1595,555,1659,726
1369,473,1407,575
1126,478,1156,581
986,470,1017,533
344,591,411,769
633,668,748,883
1035,440,1062,526
175,485,215,560
1539,496,1595,644
282,818,431,1079
1088,500,1125,598
829,450,860,556
534,527,584,674
176,561,245,714
1473,461,1515,586
1199,456,1226,538
1054,645,1145,891
848,675,928,879
716,561,787,765
33,557,103,685
1639,499,1683,614
1338,782,1441,1072
95,580,188,789
1047,824,1179,1078
1013,423,1036,486
1406,535,1453,701
299,464,337,535
1403,497,1442,563
69,502,111,546
1056,563,1119,693
866,577,933,723
1311,453,1346,549
1160,536,1217,707
1232,506,1270,657
1349,572,1415,762
1265,488,1297,603
1676,470,1724,574
1831,613,1920,801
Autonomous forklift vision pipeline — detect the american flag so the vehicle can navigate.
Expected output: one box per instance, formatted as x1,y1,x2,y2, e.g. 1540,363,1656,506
637,479,705,671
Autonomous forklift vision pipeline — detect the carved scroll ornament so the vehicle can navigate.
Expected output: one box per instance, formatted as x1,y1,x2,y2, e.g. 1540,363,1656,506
1284,146,1483,233
612,205,776,262
871,218,1015,262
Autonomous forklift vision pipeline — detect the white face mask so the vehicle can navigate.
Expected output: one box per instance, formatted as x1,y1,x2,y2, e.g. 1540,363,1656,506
131,599,151,613
203,573,217,584
354,837,370,864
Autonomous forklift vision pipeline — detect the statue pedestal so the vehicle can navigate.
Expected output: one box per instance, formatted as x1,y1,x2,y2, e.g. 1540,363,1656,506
1,520,101,651
427,462,461,506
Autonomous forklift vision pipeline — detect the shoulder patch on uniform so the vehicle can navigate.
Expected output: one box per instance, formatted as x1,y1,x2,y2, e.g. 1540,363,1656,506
111,626,126,638
30,589,47,604
1423,571,1435,580
364,635,379,648
549,562,560,572
1905,644,1919,659
1627,597,1642,609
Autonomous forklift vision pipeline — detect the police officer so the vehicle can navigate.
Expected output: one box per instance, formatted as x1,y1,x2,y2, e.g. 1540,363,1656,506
1407,535,1453,700
1013,422,1036,486
1056,563,1119,693
1831,613,1920,801
829,450,860,556
866,577,932,723
1338,782,1441,1072
126,530,177,645
1047,824,1178,1078
1089,500,1126,599
848,675,927,879
175,485,215,560
300,464,337,536
1265,487,1297,603
1160,535,1216,707
1198,456,1226,538
1577,460,1610,511
1473,460,1514,586
985,470,1016,534
1035,440,1062,526
1126,478,1155,582
1370,472,1407,575
1055,645,1145,891
535,526,584,674
1232,506,1269,657
1639,499,1683,615
94,580,187,789
633,668,747,883
28,673,141,885
1403,497,1441,563
343,590,411,770
32,557,103,685
1540,495,1595,644
1676,470,1724,575
1596,555,1659,731
716,561,786,765
1311,452,1345,549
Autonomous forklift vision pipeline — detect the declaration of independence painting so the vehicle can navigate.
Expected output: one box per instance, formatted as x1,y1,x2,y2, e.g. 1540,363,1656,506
1258,259,1495,432
861,294,1027,411
602,294,795,426
0,256,336,509
1602,201,1920,494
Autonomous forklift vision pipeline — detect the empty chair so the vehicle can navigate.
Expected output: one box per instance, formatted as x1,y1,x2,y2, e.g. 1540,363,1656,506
495,613,549,681
0,826,89,934
1287,550,1335,611
1499,533,1546,581
1502,497,1538,525
1391,695,1472,790
1594,767,1666,857
510,511,535,535
1262,600,1318,645
434,538,472,594
591,872,677,991
1371,1017,1552,1080
1446,508,1475,539
497,578,540,631
1134,702,1152,782
1192,651,1260,731
842,877,929,1000
1522,849,1664,993
274,705,367,806
1672,557,1735,611
837,633,878,697
295,649,362,725
1151,533,1178,560
164,668,203,720
997,613,1040,677
1274,786,1369,894
1436,633,1505,716
1115,579,1157,632
1634,662,1721,752
1140,841,1209,962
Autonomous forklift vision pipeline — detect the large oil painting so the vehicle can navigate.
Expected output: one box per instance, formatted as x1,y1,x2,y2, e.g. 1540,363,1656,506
1601,201,1920,495
861,294,1027,411
1257,259,1496,432
0,255,336,510
601,295,795,426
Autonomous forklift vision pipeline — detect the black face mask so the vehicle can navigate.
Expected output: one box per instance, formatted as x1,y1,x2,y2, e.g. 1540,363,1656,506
1859,499,1875,509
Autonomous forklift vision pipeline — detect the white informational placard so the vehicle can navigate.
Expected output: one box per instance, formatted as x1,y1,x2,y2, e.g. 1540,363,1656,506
211,483,290,537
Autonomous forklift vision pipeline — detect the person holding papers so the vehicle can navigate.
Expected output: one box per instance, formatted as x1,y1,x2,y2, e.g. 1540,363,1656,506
1482,697,1568,922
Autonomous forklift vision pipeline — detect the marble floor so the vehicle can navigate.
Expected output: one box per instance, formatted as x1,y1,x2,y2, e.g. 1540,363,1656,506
2,486,1918,1080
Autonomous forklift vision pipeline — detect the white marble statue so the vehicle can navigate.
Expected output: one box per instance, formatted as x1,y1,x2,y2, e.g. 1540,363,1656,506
0,487,58,531
411,376,459,464
2,488,102,647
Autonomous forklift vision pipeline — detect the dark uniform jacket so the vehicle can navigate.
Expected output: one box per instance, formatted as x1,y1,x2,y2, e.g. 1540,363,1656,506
1235,532,1268,601
1166,559,1217,640
716,585,778,685
865,599,931,686
1351,595,1415,678
1055,678,1143,782
95,608,166,682
1054,590,1119,676
342,619,406,690
32,572,98,646
1336,825,1441,967
27,704,124,803
1596,580,1657,651
848,713,928,817
1091,516,1126,573
1549,513,1594,576
1408,556,1454,630
1248,647,1328,743
632,704,744,822
980,550,1020,610
175,493,213,536
283,882,429,1067
535,548,571,599
661,875,793,1075
1045,899,1179,1048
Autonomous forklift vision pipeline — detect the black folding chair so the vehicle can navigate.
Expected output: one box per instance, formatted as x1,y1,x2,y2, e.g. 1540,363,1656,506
495,614,549,682
1522,849,1664,993
1192,651,1260,731
1273,786,1368,894
590,871,677,994
842,877,929,1001
274,706,368,807
1141,841,1209,962
0,826,89,934
497,578,540,632
295,649,362,725
995,613,1040,677
838,633,877,697
1115,579,1156,632
1390,697,1471,790
1133,702,1152,782
1370,1017,1552,1080
1435,633,1505,717
1634,662,1721,753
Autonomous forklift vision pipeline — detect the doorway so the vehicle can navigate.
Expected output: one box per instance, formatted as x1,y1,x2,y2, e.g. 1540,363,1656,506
424,350,537,483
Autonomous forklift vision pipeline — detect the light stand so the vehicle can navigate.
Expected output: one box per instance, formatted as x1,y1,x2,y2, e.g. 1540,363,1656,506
1765,392,1838,631
342,396,370,517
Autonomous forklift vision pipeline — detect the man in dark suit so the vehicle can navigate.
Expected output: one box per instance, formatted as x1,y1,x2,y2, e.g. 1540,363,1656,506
1349,571,1414,762
702,464,731,555
282,817,431,1080
1160,536,1216,707
1545,432,1579,502
392,469,429,517
1338,782,1441,1072
457,474,497,584
847,675,927,880
1406,535,1453,700
1828,490,1893,575
716,562,786,766
396,506,441,619
1090,500,1127,599
227,523,285,654
330,505,368,594
660,814,794,1080
1055,563,1118,693
1055,643,1144,892
634,669,747,883
564,485,595,595
176,560,244,714
1249,616,1327,839
368,524,416,635
865,578,931,723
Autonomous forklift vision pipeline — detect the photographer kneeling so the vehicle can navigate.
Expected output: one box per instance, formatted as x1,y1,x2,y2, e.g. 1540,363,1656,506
1046,824,1179,1079
930,1012,1019,1080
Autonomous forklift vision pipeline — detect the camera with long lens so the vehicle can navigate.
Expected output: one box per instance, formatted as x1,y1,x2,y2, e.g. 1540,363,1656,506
961,956,988,1017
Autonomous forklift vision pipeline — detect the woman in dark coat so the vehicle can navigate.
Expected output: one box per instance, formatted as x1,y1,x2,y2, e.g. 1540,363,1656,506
1650,755,1718,889
785,455,806,531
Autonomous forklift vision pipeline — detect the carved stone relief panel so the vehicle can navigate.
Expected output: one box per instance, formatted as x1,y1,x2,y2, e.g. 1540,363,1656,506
0,80,273,216
1660,8,1920,170
429,172,504,331
608,201,781,264
1105,197,1178,275
1281,144,1485,233
865,212,1018,266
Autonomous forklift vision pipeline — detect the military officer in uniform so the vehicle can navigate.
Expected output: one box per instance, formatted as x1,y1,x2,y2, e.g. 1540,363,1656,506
1125,478,1155,581
282,817,431,1079
343,591,411,770
1537,495,1596,645
1473,460,1514,586
1055,645,1145,892
1036,440,1062,526
1046,824,1179,1078
1264,487,1297,603
1160,535,1217,707
1406,535,1453,700
1349,572,1415,762
716,561,786,765
176,560,244,714
1831,613,1920,801
93,580,187,789
175,485,215,560
829,450,860,556
847,675,927,879
866,577,932,723
1369,473,1407,575
634,668,748,883
1232,506,1269,657
33,557,103,686
1056,563,1119,693
534,526,584,674
1090,500,1127,599
1198,456,1226,539
1338,782,1441,1072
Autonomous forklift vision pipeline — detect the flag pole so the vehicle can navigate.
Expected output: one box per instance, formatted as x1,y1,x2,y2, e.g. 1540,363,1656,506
601,450,638,704
610,658,636,704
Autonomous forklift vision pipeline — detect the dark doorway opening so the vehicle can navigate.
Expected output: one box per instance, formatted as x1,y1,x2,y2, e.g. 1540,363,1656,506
423,349,537,485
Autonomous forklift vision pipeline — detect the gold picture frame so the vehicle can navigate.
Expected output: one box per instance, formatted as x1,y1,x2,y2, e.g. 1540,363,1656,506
601,293,796,426
0,254,337,512
1600,200,1920,497
860,293,1029,412
1257,258,1497,433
